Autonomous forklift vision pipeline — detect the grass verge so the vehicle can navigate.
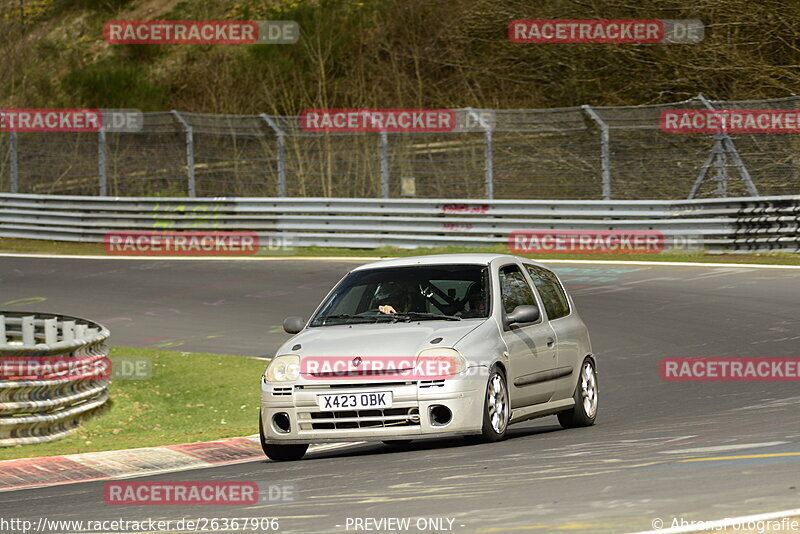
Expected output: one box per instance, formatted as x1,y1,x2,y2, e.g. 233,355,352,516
1,238,799,266
0,347,267,461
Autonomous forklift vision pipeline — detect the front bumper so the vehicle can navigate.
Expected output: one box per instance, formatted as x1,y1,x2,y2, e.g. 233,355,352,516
260,367,488,444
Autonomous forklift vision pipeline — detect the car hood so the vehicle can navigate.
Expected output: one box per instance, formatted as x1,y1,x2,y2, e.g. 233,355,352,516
277,320,486,358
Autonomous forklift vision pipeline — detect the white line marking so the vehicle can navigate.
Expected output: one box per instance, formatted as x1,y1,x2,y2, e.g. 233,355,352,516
539,259,800,269
659,441,789,454
627,508,800,534
0,253,379,261
0,252,798,269
619,277,682,285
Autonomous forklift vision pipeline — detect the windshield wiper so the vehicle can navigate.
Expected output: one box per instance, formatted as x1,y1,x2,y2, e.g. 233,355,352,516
314,314,394,324
390,312,462,322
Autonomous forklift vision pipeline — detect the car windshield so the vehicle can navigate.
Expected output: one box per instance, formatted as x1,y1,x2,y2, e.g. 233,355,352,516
310,264,490,326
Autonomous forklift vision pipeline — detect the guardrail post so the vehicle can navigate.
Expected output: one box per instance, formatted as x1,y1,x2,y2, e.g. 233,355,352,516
43,317,58,345
98,126,108,196
261,114,287,197
62,320,75,342
582,105,611,200
171,110,196,198
379,131,390,198
9,131,19,193
21,315,34,346
467,108,494,199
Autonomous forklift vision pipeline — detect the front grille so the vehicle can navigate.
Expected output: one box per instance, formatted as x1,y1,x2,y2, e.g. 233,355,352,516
299,407,420,431
296,382,411,390
271,387,292,396
419,380,445,389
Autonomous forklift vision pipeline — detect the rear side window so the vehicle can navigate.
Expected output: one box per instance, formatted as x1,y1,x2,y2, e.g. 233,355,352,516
525,265,570,320
499,265,537,314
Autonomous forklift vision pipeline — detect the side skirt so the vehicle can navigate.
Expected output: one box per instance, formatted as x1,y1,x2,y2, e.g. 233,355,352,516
509,398,575,425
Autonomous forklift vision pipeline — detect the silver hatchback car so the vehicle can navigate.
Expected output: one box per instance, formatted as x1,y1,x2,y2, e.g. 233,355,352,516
259,254,597,461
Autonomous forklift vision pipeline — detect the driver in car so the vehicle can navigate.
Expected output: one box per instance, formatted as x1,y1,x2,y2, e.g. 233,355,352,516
376,281,414,314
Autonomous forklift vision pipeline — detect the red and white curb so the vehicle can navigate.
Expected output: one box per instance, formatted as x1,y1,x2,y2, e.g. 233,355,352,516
0,437,359,492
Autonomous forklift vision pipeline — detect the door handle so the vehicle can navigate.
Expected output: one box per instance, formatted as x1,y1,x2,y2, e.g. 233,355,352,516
546,337,555,347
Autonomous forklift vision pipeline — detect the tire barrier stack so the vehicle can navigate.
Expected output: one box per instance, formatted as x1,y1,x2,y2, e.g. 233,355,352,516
0,312,110,447
732,198,800,252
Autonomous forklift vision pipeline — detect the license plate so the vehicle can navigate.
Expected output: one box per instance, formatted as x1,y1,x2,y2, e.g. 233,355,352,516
317,392,392,411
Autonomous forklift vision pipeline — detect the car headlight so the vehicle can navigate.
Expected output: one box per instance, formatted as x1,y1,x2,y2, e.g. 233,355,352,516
265,354,300,382
416,348,467,377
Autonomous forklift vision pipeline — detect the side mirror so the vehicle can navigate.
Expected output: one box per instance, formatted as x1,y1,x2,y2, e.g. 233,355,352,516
505,305,540,326
283,316,306,334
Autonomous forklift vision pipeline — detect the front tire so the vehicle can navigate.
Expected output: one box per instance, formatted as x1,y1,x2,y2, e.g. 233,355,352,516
478,365,509,442
259,410,308,461
557,357,598,428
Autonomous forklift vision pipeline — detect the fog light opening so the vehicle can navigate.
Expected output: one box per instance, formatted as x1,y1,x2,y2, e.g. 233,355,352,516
272,412,291,433
429,405,452,427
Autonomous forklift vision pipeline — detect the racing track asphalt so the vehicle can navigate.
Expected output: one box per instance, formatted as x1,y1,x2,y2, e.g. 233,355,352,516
1,256,799,533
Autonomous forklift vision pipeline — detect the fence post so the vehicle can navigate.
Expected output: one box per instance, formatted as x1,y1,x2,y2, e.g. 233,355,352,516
261,114,286,197
582,105,611,200
466,108,494,199
9,131,18,193
689,138,721,199
714,143,728,197
98,127,107,196
694,94,758,198
379,131,389,198
171,110,196,197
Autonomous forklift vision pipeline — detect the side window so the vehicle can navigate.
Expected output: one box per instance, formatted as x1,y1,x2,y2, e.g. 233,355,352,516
525,265,570,320
498,265,537,315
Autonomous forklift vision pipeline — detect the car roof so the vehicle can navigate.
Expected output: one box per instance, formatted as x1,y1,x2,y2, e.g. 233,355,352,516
351,253,549,271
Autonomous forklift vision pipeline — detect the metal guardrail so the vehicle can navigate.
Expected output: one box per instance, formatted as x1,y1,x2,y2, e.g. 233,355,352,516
1,193,799,253
0,312,110,447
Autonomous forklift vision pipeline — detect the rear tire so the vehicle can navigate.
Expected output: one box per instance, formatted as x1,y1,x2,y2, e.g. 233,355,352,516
478,365,509,442
259,410,308,461
557,358,598,428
